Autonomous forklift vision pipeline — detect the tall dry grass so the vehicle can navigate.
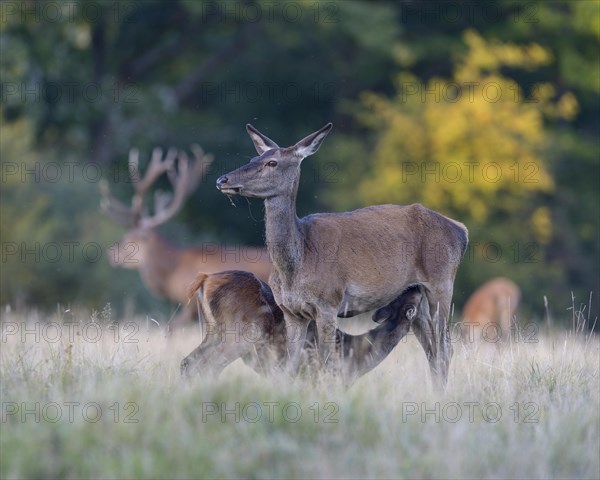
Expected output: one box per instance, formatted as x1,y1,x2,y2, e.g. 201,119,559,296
1,306,598,479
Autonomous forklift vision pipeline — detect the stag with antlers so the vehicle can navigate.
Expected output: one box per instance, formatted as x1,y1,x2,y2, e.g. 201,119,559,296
100,145,272,334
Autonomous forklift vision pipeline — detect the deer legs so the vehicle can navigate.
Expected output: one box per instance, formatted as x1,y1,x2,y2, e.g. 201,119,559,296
281,310,312,377
315,307,342,371
295,289,424,384
181,337,248,378
180,270,431,386
411,287,453,387
338,286,422,386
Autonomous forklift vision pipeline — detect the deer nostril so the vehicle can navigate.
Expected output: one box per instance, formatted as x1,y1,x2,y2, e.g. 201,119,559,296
216,176,228,186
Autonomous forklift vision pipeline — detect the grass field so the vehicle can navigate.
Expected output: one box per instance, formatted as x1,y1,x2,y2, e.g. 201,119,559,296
1,307,598,480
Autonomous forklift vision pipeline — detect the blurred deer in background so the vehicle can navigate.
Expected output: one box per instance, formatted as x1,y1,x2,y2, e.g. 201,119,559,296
181,270,425,387
100,145,272,334
461,277,521,344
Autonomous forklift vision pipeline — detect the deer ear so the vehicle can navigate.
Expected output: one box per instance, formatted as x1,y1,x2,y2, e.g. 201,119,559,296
246,124,279,155
293,123,333,159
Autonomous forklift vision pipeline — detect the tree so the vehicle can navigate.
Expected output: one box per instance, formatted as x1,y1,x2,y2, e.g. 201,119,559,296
333,29,586,319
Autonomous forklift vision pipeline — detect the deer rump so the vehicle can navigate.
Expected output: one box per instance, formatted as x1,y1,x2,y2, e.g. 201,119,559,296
186,270,288,375
181,270,425,385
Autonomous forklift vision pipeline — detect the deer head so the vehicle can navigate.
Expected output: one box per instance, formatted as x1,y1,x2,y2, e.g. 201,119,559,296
216,123,333,198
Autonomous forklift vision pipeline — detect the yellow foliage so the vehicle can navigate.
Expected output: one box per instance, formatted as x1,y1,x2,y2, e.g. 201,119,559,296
457,30,553,83
573,1,600,41
531,207,553,245
357,30,573,229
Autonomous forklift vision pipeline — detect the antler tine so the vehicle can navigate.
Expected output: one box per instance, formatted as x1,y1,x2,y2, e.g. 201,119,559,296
98,178,136,226
142,153,188,228
131,146,177,219
127,147,140,183
132,147,177,197
136,145,213,227
166,149,189,190
163,144,212,198
187,143,214,195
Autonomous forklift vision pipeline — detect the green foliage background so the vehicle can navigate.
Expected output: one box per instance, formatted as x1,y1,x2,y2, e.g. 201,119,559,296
1,0,598,325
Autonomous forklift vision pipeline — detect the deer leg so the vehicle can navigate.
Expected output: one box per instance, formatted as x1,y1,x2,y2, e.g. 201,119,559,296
181,335,253,379
412,287,453,387
432,287,453,385
340,287,421,386
316,307,342,373
300,320,320,370
409,291,439,382
242,324,287,376
291,321,322,383
282,310,311,378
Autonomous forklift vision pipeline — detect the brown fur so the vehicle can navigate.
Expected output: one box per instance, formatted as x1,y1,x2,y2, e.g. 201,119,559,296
462,277,520,344
101,145,273,335
216,123,468,385
181,270,424,387
109,229,272,334
181,271,287,377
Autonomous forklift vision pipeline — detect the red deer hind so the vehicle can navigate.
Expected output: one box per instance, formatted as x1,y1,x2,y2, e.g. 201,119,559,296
100,145,272,333
215,123,468,386
461,277,521,344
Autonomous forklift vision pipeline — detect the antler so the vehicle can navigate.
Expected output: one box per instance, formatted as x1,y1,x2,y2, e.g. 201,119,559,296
99,177,135,226
100,144,214,228
141,145,213,228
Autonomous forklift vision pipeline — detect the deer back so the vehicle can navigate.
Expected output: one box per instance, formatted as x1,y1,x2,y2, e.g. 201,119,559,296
272,203,467,317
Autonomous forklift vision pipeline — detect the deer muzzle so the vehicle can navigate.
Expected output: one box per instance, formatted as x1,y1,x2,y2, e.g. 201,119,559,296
216,175,242,195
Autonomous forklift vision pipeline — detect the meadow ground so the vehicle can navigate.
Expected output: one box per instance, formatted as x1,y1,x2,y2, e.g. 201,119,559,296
1,307,598,480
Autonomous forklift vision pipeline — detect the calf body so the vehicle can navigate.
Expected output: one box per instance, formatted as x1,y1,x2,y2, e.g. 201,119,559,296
180,271,423,386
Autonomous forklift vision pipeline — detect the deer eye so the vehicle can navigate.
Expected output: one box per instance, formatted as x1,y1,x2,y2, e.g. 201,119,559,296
266,160,278,167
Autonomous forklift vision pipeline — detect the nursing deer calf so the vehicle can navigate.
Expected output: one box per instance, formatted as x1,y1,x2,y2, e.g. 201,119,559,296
215,123,468,385
181,270,425,387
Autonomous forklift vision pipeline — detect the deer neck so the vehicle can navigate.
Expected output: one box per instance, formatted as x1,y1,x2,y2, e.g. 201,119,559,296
264,191,303,274
140,233,183,297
